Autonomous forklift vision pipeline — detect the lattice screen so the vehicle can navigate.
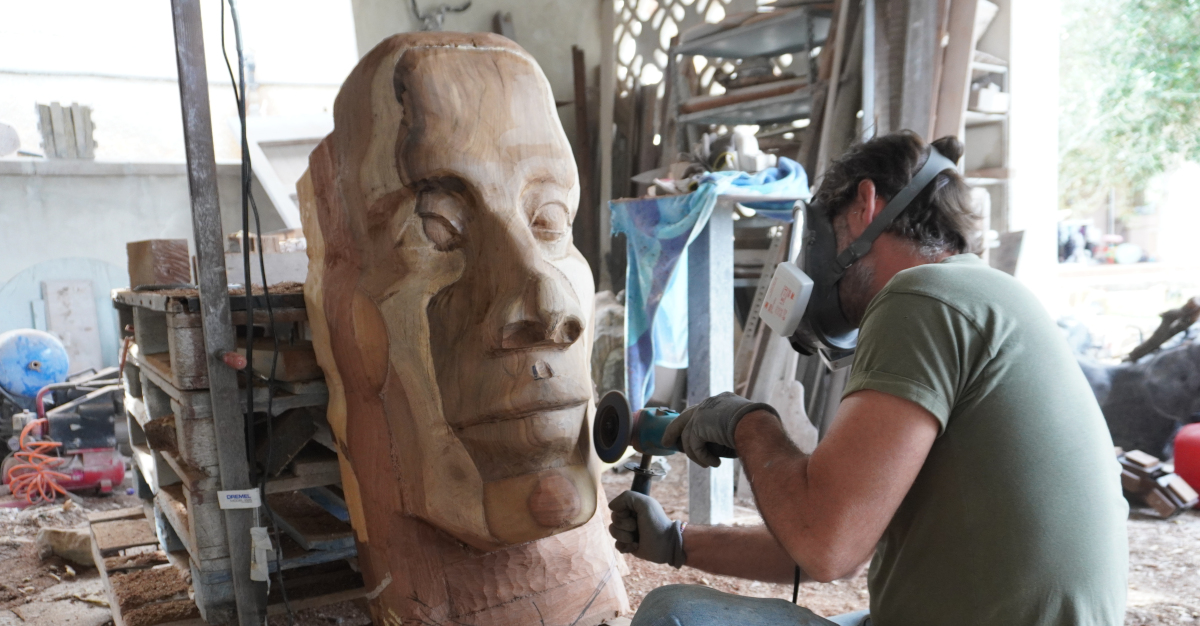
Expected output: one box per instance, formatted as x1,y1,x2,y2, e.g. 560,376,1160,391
614,0,751,95
614,0,807,99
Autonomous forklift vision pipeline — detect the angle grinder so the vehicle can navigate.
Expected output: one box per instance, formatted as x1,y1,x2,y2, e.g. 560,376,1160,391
593,390,735,495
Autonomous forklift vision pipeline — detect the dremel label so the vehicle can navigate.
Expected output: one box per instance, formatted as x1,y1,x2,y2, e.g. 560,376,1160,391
218,489,262,509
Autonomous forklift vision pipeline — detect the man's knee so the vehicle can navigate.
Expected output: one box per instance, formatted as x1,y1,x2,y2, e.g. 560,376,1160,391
630,585,700,626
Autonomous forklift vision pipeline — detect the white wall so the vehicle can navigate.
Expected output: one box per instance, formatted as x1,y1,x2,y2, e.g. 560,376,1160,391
0,160,283,284
348,0,604,151
0,0,355,162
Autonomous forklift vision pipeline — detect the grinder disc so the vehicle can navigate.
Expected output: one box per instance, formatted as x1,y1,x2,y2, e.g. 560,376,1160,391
594,391,632,464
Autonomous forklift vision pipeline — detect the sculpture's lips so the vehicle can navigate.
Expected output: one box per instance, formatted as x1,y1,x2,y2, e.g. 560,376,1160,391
457,397,589,430
449,373,590,430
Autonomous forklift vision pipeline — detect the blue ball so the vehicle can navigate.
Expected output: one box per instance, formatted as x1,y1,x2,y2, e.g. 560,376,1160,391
0,329,70,401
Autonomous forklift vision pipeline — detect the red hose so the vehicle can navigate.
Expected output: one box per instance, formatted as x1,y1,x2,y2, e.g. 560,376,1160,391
5,419,68,504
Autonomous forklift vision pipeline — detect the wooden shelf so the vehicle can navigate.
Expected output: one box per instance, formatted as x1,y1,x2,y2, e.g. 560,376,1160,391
675,8,832,59
964,110,1008,127
679,85,817,126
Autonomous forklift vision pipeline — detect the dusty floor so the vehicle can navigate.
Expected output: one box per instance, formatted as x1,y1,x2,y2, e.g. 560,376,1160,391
601,457,1200,625
0,461,1192,625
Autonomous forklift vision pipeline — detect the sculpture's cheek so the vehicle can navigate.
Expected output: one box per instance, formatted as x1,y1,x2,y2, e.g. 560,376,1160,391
351,290,390,392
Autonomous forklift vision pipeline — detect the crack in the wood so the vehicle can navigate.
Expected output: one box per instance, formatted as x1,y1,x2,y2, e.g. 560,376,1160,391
569,566,614,626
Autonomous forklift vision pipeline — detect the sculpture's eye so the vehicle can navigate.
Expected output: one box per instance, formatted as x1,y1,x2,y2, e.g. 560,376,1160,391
418,212,462,251
416,189,466,252
530,203,570,242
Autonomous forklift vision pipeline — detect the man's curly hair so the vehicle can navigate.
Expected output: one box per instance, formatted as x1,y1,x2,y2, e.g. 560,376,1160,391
813,131,981,257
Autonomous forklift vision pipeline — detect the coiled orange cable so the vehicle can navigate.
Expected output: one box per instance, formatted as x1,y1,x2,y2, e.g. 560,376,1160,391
5,419,68,504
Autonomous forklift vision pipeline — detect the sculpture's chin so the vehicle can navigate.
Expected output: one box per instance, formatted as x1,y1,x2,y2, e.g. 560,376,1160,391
481,464,597,547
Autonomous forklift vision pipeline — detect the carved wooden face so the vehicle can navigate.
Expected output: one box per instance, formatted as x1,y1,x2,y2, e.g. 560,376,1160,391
340,43,598,549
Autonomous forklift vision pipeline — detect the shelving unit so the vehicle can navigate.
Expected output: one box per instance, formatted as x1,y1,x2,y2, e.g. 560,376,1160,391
665,5,833,154
963,0,1013,245
110,288,360,624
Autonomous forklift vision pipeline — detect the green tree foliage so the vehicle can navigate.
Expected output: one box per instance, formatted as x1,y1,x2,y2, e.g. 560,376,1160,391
1060,0,1200,216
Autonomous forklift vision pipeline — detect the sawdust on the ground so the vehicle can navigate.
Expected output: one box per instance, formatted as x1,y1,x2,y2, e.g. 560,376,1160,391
602,455,1200,625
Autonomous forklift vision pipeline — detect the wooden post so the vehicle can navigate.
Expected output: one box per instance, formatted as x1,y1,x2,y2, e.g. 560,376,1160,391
862,0,877,141
169,0,264,623
686,199,735,525
598,0,616,291
900,0,940,138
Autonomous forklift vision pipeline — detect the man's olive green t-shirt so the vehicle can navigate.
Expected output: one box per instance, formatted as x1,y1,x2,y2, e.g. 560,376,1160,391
843,254,1128,626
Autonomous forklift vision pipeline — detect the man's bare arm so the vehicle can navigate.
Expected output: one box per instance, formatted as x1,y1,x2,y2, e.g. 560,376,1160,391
737,390,940,582
681,524,807,584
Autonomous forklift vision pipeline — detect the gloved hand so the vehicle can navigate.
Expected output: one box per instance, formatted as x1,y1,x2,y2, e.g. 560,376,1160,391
608,490,686,568
662,392,779,467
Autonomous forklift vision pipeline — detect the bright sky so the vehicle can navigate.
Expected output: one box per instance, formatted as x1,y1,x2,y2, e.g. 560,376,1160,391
0,0,358,85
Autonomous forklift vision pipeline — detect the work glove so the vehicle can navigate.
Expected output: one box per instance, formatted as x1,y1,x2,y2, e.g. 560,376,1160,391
608,490,686,568
662,392,780,468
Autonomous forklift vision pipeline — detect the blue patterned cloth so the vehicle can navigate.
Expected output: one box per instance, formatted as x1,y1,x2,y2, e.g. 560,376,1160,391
611,157,810,411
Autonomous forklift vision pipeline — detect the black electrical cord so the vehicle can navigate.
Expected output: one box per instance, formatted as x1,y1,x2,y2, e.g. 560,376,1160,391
220,1,294,622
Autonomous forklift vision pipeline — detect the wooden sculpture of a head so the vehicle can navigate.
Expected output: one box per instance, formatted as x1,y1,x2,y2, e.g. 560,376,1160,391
300,32,599,551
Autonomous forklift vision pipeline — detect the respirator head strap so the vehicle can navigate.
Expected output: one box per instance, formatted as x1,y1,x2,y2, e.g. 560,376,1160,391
832,145,958,274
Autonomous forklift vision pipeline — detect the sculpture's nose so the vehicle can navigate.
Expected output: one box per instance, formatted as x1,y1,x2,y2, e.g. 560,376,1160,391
494,247,584,352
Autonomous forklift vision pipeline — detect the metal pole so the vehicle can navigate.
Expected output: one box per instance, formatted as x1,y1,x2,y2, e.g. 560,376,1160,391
686,199,735,525
861,0,876,142
169,1,264,623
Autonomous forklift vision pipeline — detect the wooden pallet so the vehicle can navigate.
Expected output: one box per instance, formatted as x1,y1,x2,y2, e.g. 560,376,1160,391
89,507,204,626
114,288,311,390
90,506,366,625
113,287,357,622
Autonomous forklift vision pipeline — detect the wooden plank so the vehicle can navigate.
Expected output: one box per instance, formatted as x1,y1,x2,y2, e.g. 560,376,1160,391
634,83,661,192
290,445,339,477
572,45,598,282
88,506,146,524
70,103,88,159
93,518,160,554
42,279,104,375
238,339,322,382
900,0,940,138
264,470,342,494
91,520,128,626
257,408,319,476
266,490,355,551
135,347,327,415
598,0,616,291
686,199,735,525
131,443,181,494
127,239,192,289
48,102,74,159
265,587,366,617
160,449,219,494
933,0,979,140
301,486,350,522
36,104,56,157
80,105,95,159
126,393,151,428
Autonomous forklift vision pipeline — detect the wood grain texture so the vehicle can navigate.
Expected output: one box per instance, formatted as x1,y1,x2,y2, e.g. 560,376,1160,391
126,239,192,288
299,32,627,625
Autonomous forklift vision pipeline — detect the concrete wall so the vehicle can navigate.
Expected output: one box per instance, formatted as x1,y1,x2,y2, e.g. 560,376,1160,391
0,159,284,285
348,0,604,152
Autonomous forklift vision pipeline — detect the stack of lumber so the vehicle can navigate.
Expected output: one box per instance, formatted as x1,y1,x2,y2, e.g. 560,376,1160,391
1119,449,1200,518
